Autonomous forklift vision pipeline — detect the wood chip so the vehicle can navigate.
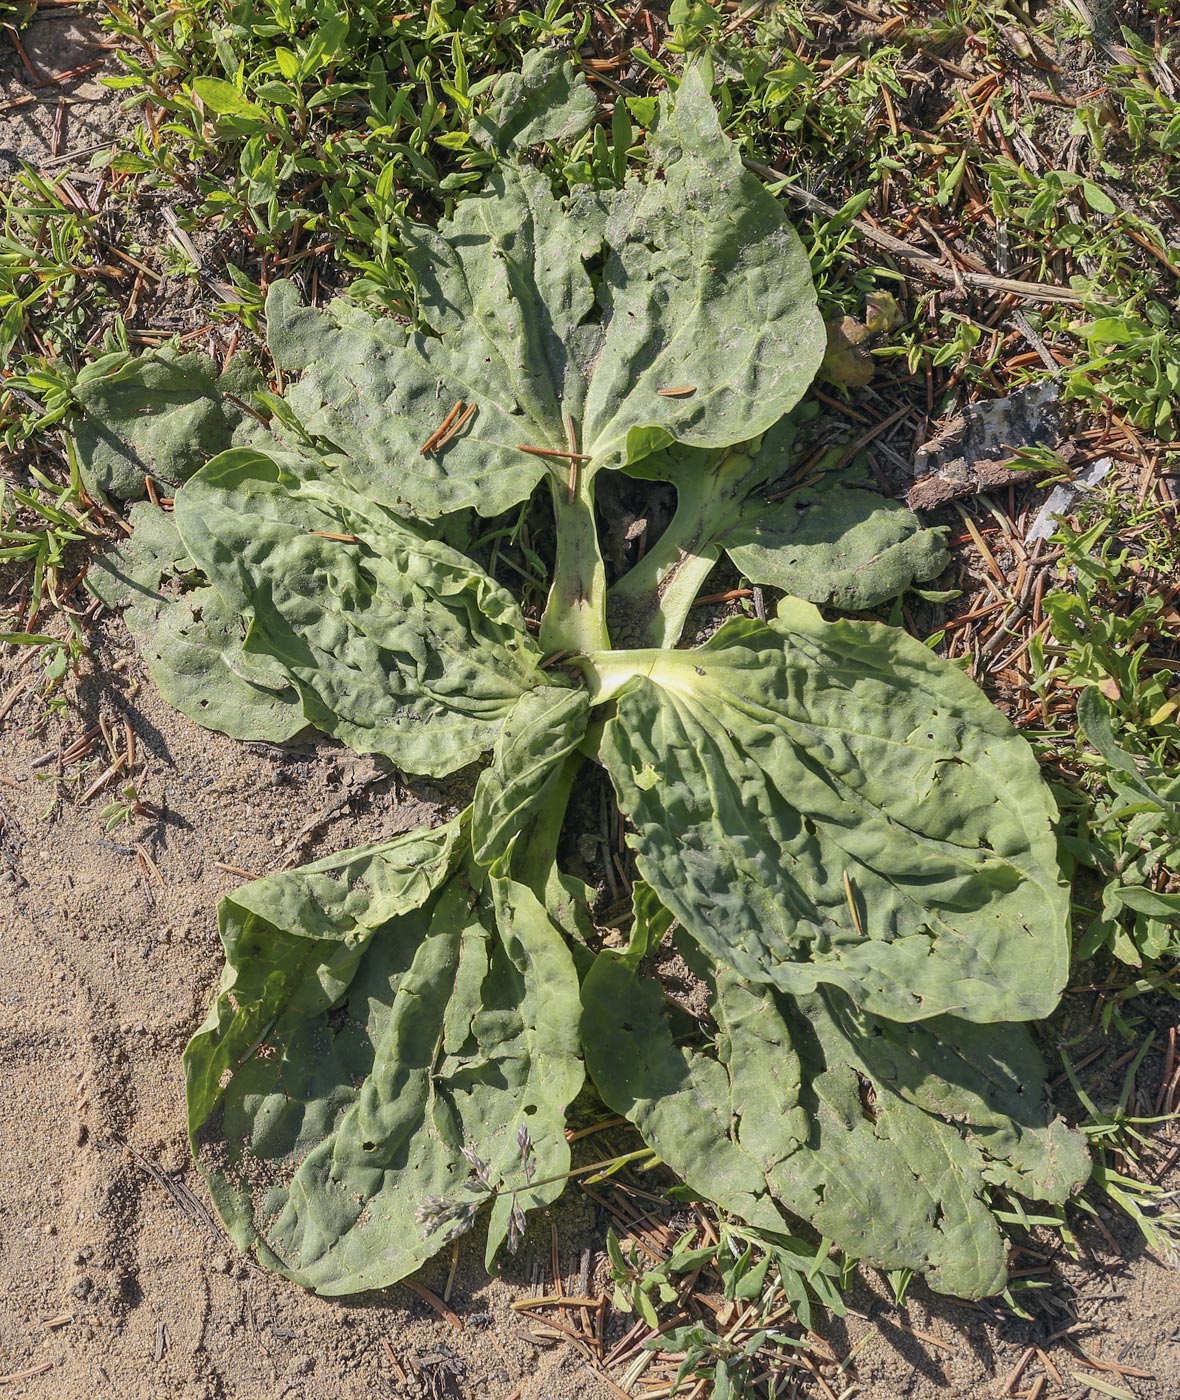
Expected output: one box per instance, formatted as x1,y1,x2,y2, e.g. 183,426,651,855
582,1363,633,1400
0,682,31,722
380,1338,408,1385
118,1137,222,1238
509,1295,601,1311
1037,1348,1064,1386
135,843,163,887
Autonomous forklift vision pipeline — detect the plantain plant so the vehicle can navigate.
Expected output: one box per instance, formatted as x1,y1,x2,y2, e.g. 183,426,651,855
81,56,1089,1301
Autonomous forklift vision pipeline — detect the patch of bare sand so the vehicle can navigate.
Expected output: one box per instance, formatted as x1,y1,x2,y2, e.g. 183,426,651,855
0,13,134,170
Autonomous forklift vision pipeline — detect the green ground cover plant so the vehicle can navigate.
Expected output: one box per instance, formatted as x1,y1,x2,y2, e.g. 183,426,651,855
1032,517,1180,970
76,57,1092,1303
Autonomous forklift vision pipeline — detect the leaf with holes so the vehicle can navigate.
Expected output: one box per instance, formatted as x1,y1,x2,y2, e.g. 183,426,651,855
589,596,1069,1024
186,817,583,1294
581,912,1089,1299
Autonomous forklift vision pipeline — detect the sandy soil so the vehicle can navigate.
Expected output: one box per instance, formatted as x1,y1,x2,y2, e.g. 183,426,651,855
0,13,126,168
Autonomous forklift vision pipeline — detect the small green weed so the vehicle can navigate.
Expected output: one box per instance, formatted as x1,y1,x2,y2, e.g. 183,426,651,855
0,170,122,448
607,1216,848,1396
1062,1041,1180,1266
98,781,149,832
0,470,91,619
1031,517,1180,969
99,0,588,306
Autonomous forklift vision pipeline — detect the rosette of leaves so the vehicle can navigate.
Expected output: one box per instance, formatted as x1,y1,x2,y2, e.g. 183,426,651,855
82,55,1089,1300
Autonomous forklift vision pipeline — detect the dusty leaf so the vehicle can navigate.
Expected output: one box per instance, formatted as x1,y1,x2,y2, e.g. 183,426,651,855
265,69,824,520
595,597,1069,1023
608,419,946,647
472,685,591,866
174,448,545,777
187,818,583,1294
725,483,947,609
582,919,1089,1299
87,504,305,742
72,347,265,502
473,48,597,153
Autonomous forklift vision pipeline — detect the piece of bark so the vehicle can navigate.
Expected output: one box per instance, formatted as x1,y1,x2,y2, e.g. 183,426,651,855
907,382,1066,510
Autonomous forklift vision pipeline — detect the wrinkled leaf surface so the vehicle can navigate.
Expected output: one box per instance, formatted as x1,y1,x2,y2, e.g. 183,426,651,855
174,448,545,776
472,684,591,865
88,503,305,742
596,597,1069,1022
265,69,824,519
582,927,1088,1298
725,483,948,610
609,422,946,647
187,818,583,1294
73,347,263,502
473,48,598,153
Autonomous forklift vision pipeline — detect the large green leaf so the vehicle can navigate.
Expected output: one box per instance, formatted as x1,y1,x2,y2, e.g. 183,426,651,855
581,928,1089,1299
186,819,468,1129
86,501,193,612
72,347,264,502
579,888,783,1233
142,583,309,741
187,818,584,1295
264,68,824,521
264,165,603,521
472,684,591,866
173,448,545,777
751,987,1088,1297
724,484,948,610
609,421,947,648
88,503,306,742
592,597,1069,1023
579,75,822,471
472,48,598,154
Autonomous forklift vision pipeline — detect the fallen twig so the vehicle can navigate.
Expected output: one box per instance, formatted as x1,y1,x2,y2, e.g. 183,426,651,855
743,158,1097,305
